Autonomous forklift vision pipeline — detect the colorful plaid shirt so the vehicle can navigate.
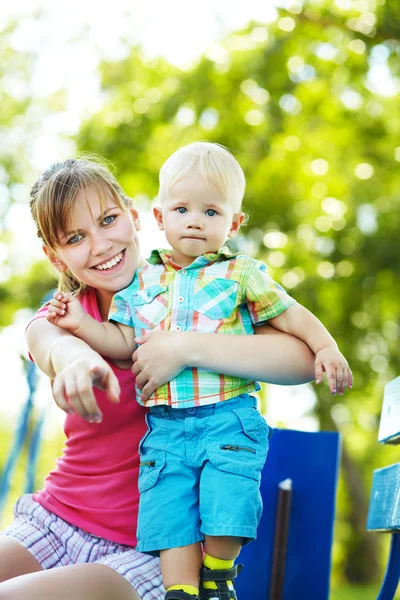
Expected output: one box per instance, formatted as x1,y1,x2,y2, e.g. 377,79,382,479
109,247,296,408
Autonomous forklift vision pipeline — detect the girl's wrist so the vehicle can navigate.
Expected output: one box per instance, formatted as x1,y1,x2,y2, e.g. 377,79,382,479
49,336,96,374
178,331,205,369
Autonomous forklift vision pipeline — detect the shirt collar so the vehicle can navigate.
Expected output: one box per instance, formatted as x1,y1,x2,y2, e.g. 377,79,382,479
147,246,238,269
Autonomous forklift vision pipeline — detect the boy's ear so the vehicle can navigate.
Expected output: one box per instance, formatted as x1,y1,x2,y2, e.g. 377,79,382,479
130,207,141,232
42,245,68,273
153,206,165,230
228,212,245,238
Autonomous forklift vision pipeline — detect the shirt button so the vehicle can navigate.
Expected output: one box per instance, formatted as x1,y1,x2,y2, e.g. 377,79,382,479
179,296,184,303
181,269,187,275
187,407,197,415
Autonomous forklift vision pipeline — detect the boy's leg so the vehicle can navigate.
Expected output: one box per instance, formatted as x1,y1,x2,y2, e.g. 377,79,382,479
200,536,242,600
0,563,140,600
0,538,42,582
161,543,202,598
198,399,270,599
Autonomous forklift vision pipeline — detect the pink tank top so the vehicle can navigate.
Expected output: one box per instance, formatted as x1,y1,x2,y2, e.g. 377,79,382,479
30,288,147,546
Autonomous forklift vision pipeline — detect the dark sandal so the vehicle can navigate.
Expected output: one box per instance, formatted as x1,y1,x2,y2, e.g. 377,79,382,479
165,591,200,600
199,564,243,600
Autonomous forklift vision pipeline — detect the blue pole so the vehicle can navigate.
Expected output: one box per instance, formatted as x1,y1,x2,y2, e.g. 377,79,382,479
0,359,37,519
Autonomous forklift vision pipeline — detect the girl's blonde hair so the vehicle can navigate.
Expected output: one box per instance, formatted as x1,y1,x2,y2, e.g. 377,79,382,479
159,142,246,212
30,156,131,295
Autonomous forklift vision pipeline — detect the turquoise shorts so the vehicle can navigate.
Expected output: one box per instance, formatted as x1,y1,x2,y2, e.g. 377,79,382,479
136,394,271,555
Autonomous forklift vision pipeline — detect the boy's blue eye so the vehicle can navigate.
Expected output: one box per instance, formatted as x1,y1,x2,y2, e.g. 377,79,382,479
177,207,187,214
205,209,217,217
103,215,116,225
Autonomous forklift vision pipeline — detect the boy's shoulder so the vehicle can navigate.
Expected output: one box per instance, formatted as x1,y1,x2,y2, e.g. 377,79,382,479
219,252,265,270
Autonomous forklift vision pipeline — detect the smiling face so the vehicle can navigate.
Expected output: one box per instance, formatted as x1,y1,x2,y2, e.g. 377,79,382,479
154,170,244,267
45,186,142,309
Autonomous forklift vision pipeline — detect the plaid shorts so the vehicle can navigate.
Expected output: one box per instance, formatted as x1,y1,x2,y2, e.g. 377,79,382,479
1,494,164,599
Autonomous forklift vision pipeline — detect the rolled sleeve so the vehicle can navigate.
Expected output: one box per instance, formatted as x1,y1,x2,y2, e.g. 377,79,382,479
109,287,134,327
245,259,296,324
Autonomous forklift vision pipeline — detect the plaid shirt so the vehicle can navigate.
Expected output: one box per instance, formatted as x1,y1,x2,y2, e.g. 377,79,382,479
109,247,295,408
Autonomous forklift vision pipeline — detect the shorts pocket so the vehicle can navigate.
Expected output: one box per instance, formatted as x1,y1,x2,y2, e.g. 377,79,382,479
138,454,166,493
194,278,239,321
138,413,167,493
207,408,269,481
138,413,152,453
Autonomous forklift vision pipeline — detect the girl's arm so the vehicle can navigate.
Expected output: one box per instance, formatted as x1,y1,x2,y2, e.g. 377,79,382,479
132,325,316,402
26,317,120,422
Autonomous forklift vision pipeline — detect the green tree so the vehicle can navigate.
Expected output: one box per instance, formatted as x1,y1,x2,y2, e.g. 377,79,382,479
76,0,400,585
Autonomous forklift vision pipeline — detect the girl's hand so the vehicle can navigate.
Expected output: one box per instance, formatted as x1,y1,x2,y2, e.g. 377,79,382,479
314,347,353,396
47,291,86,332
51,350,120,422
132,330,188,402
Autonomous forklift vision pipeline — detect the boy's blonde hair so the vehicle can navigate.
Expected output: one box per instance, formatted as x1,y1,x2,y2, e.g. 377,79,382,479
30,156,131,295
159,142,246,212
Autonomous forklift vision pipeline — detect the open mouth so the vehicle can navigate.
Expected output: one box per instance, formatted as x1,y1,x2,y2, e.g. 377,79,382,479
92,250,125,271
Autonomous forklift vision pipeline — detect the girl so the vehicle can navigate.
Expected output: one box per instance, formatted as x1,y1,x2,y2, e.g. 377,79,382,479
0,157,315,600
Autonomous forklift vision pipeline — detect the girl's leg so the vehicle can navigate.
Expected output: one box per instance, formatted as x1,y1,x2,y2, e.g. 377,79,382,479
0,538,42,582
160,542,203,591
0,563,141,600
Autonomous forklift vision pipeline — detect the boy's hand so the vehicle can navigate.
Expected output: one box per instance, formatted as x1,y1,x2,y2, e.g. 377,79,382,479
132,330,188,402
47,292,86,332
315,347,352,395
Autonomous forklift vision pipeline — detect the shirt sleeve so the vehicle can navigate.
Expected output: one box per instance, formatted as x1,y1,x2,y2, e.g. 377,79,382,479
109,287,134,327
245,258,296,325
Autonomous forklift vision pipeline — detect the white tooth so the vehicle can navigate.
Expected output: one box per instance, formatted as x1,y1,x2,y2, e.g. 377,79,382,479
96,252,122,270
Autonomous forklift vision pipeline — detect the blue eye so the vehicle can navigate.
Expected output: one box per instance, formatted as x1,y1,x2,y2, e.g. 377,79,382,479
103,214,116,225
205,209,217,217
177,207,187,214
67,233,83,244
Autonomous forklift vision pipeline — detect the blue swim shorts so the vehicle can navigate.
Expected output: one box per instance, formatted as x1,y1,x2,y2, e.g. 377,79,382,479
136,394,272,554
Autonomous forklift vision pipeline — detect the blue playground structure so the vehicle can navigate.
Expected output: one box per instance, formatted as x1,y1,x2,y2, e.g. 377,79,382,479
0,358,46,521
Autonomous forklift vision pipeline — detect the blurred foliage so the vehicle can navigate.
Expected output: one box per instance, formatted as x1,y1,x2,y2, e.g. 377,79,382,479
0,260,56,327
1,0,400,589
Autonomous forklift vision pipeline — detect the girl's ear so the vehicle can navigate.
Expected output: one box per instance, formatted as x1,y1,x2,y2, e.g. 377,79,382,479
153,206,165,230
42,245,68,273
228,212,245,238
130,207,141,232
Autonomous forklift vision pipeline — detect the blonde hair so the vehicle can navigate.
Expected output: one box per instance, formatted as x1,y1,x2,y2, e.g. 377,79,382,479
159,142,246,212
30,156,131,295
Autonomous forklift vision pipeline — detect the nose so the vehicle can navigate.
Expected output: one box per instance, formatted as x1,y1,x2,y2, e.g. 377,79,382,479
90,230,112,256
187,219,203,230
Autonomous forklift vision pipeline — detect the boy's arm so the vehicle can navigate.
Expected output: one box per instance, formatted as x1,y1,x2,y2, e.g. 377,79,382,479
268,303,352,394
245,258,351,395
75,315,137,360
48,291,136,360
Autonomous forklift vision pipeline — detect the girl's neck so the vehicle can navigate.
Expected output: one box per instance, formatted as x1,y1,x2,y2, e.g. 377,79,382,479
95,288,114,321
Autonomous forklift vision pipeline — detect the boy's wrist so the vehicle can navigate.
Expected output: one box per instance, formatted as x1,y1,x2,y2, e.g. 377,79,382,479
73,313,90,337
314,342,339,355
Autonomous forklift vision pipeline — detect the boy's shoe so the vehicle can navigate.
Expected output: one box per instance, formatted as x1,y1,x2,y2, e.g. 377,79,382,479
165,591,200,600
199,564,243,600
